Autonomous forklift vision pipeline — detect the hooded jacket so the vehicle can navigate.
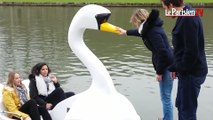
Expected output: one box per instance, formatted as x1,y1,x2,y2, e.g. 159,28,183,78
126,9,174,75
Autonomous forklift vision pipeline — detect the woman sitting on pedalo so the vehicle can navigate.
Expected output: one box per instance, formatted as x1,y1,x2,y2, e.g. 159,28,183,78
28,62,75,110
3,71,52,120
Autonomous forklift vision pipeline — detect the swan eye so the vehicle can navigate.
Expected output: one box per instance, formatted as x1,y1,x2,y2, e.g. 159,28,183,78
95,13,111,29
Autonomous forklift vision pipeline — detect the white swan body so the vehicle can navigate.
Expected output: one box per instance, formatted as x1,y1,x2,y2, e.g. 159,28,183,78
0,4,140,120
50,4,141,120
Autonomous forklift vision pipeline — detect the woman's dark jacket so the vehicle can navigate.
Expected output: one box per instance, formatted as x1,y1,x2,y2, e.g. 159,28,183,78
169,5,208,75
126,9,174,75
28,74,60,107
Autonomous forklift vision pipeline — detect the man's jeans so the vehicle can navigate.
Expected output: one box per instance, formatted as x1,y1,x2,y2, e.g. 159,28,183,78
176,73,206,120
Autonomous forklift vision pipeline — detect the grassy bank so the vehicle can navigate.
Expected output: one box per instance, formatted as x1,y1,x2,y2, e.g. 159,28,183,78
0,0,212,3
0,0,212,7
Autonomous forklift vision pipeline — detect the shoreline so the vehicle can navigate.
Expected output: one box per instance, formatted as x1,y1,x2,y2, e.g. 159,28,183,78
0,2,213,7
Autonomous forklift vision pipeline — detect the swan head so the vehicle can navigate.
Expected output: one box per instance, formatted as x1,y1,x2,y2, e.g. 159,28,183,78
69,4,119,34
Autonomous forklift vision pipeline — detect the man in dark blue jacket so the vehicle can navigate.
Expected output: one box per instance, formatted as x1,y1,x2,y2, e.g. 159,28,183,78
161,0,208,120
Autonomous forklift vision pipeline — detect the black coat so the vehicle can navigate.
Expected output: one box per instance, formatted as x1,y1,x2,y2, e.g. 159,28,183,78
127,9,174,75
169,5,208,75
28,74,60,107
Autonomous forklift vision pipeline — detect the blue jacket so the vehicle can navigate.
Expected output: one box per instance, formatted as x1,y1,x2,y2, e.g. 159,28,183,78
126,9,174,75
169,5,208,75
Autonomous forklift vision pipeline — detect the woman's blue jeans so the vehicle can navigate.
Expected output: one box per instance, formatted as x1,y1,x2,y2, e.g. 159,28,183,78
159,69,174,120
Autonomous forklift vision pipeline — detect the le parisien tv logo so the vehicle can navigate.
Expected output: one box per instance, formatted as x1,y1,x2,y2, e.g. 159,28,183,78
165,8,204,17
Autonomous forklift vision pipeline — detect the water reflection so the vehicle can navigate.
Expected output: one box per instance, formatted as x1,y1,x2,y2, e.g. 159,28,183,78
0,5,212,120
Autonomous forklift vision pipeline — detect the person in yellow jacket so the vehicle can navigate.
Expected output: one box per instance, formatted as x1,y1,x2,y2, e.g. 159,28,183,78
2,71,52,120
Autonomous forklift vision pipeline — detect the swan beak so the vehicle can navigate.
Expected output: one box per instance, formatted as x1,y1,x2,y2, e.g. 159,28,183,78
100,22,120,34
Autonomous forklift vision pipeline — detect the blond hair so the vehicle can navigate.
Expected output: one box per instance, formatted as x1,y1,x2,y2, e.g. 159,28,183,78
6,71,19,88
130,9,149,28
6,71,26,96
6,71,24,88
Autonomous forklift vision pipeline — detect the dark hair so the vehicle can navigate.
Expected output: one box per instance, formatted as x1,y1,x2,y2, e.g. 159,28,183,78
30,62,52,76
161,0,184,7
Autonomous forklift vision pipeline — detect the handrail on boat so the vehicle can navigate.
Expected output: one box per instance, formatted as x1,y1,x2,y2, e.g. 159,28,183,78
0,110,23,120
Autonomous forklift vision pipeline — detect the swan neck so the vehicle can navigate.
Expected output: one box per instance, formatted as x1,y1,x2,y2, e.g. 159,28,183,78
68,27,116,94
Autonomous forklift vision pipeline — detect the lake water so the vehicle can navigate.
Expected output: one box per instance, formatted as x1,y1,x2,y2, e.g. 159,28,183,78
0,5,212,120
